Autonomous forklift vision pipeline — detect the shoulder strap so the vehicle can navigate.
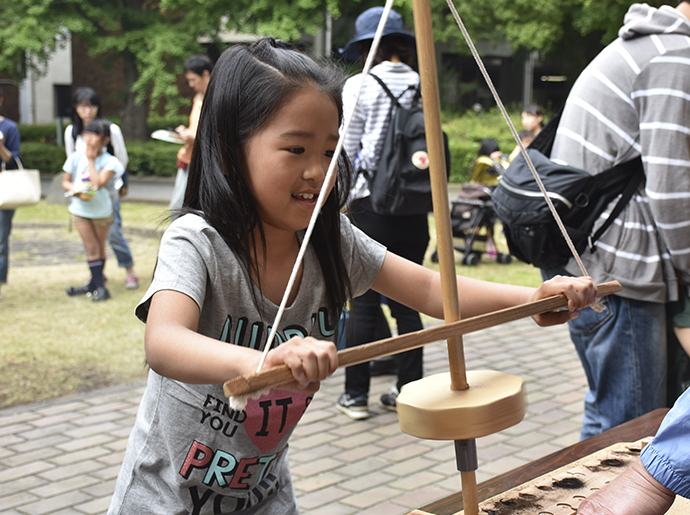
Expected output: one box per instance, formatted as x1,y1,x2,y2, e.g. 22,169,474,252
369,73,419,109
588,156,645,249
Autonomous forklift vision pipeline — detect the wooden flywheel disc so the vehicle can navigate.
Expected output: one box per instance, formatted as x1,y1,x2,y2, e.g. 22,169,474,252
397,370,526,441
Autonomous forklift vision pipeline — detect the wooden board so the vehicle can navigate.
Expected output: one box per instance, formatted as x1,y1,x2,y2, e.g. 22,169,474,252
407,439,690,514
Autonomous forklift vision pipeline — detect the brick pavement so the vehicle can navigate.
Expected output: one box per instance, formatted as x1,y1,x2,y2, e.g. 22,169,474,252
0,317,587,515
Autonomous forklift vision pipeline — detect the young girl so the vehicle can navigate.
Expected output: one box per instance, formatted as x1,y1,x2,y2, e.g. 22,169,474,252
65,87,139,289
62,119,123,302
108,38,596,514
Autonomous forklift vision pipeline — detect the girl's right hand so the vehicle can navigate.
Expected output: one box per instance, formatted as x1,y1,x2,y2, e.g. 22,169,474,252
264,337,338,393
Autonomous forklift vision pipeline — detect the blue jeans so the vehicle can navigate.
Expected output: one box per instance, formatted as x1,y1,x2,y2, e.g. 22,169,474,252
0,209,15,284
543,268,667,440
107,197,134,268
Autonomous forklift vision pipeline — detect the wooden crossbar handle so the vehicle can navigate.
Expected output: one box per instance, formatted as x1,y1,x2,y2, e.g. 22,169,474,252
223,281,620,398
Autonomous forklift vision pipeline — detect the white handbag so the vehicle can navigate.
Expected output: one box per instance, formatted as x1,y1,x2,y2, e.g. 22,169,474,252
0,157,41,210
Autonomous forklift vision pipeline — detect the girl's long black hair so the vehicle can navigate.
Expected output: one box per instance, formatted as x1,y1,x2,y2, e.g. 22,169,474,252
182,37,353,325
70,87,114,156
70,87,104,142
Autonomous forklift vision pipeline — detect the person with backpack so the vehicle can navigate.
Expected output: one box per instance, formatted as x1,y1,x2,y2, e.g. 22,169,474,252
336,7,429,419
540,1,690,440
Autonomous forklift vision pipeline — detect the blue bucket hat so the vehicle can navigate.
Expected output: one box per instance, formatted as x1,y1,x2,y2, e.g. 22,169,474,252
340,7,415,62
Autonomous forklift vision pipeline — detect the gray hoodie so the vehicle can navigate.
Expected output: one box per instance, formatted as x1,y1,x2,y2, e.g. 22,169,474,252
551,3,690,302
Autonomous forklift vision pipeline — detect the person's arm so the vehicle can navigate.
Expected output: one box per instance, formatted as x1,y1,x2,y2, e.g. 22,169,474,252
577,459,675,515
635,52,690,284
372,251,597,324
0,123,20,168
108,124,129,170
342,75,366,169
176,94,203,146
61,171,74,193
144,290,337,391
64,125,75,157
0,133,12,165
578,387,690,514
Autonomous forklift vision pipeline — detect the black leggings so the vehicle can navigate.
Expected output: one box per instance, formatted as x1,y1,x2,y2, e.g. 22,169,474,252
345,197,430,397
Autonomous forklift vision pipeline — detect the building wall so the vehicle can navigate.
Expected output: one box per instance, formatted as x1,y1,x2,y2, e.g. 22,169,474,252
70,36,126,121
18,39,72,125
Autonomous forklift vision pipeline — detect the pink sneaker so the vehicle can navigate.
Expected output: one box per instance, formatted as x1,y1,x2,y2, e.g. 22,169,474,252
125,273,140,289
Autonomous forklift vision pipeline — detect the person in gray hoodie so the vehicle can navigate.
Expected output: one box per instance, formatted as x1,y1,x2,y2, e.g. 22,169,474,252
542,1,690,440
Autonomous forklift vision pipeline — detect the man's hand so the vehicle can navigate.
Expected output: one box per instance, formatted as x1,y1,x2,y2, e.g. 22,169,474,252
577,459,675,515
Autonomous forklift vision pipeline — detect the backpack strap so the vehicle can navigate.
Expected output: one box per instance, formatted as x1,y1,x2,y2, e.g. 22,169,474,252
588,156,645,251
369,73,419,109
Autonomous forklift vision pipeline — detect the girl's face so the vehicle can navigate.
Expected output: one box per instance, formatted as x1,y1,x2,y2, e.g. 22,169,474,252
521,111,543,132
83,131,107,153
244,86,339,238
75,101,99,125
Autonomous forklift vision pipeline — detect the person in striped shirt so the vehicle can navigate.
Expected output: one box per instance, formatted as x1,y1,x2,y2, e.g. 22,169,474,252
337,7,429,420
543,1,690,440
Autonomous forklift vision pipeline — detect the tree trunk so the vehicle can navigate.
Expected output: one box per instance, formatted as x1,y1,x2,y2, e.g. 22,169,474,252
120,50,148,141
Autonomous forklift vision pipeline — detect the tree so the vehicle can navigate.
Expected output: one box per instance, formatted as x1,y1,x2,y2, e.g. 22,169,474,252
433,0,675,53
0,0,353,139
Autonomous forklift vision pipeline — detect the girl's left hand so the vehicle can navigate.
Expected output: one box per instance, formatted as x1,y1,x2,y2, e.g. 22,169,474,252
530,275,597,326
264,337,338,393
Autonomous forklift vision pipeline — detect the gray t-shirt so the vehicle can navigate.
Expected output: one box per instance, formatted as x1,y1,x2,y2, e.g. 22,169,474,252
109,213,385,515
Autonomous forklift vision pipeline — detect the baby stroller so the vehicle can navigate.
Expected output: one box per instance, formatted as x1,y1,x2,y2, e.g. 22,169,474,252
431,156,512,266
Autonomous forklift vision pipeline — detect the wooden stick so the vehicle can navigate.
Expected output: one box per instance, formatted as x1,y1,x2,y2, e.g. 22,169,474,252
411,0,477,509
412,0,467,393
223,281,620,397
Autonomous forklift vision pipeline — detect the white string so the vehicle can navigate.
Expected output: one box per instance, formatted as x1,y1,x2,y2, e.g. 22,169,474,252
445,0,604,312
254,0,398,374
444,0,590,278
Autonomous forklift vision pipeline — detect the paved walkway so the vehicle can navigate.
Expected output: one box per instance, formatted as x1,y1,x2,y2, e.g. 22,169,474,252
0,317,587,515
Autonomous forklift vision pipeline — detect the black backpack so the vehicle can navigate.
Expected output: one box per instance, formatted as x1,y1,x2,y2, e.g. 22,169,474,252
492,111,645,269
364,74,450,216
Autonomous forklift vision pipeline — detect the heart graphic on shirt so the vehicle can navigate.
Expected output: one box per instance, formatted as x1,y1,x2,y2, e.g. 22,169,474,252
243,390,312,454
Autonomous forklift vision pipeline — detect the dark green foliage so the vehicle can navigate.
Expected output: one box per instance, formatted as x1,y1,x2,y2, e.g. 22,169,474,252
126,141,179,177
19,141,179,177
19,143,67,173
18,107,524,180
147,116,191,133
18,125,59,144
443,106,524,182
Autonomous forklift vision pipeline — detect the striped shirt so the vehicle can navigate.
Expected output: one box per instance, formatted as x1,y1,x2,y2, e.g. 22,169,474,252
342,61,421,201
551,3,690,302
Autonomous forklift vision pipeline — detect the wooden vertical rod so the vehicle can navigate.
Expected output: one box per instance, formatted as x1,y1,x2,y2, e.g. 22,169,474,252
411,0,467,391
411,2,478,514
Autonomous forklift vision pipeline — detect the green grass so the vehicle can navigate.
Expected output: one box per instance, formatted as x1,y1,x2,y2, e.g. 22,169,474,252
2,202,170,408
1,201,539,408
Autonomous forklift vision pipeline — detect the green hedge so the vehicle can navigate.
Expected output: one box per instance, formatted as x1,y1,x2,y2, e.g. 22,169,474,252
18,107,524,180
20,142,67,173
19,125,58,144
20,141,179,176
443,106,523,183
126,141,179,177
